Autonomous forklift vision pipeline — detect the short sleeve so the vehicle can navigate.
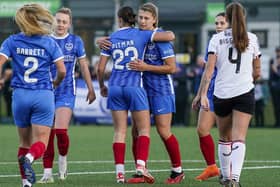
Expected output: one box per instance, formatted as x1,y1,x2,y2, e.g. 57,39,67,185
0,37,11,59
157,42,175,60
208,34,218,55
100,48,111,57
51,40,64,63
75,36,86,59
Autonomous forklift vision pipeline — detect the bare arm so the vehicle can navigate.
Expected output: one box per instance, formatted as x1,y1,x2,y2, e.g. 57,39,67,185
152,31,175,42
253,57,261,82
129,56,176,74
78,57,96,104
53,59,66,88
200,54,216,111
0,55,8,89
97,55,109,97
191,69,206,110
96,36,111,50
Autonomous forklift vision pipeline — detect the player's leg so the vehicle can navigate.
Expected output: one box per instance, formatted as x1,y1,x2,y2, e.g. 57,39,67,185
14,89,54,185
155,113,185,184
54,96,75,180
111,110,128,183
195,109,220,181
38,127,55,183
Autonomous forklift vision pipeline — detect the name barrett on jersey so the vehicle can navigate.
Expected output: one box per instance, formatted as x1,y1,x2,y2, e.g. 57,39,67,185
16,47,45,57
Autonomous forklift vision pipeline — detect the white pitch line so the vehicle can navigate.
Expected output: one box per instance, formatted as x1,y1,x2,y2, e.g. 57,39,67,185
0,165,279,178
0,159,280,165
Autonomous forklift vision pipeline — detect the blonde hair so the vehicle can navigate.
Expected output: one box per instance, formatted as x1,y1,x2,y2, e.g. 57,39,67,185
56,7,73,23
226,2,248,53
15,4,55,36
139,2,159,27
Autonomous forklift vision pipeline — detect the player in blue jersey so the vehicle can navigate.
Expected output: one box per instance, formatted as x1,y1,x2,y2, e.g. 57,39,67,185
38,7,96,183
97,6,175,184
191,12,228,181
0,4,66,187
125,3,184,184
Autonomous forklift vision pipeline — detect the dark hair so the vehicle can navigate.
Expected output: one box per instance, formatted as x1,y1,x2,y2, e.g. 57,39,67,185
226,2,248,53
276,46,280,52
216,12,225,17
118,6,136,26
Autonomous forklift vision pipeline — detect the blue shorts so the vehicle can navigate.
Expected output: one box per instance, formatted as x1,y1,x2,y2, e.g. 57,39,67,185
148,95,175,115
55,95,76,110
12,88,55,127
107,86,149,111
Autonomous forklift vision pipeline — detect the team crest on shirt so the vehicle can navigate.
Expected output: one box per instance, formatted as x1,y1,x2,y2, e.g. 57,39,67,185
65,42,73,51
148,43,155,50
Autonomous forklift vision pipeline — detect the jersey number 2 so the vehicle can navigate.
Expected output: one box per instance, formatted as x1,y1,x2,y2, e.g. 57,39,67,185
24,57,39,83
228,47,241,73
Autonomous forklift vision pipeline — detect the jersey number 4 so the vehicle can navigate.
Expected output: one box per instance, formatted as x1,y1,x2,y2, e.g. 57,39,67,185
228,47,241,73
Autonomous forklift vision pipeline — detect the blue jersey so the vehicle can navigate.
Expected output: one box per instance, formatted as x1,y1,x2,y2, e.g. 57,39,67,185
51,33,86,96
101,27,154,87
143,29,175,96
0,33,63,90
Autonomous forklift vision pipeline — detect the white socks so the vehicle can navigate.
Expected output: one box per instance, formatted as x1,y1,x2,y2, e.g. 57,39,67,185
231,141,246,182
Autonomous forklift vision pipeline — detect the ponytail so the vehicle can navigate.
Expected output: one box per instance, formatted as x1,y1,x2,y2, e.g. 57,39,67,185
226,2,248,53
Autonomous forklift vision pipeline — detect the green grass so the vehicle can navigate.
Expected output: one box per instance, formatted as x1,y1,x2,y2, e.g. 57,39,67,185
0,125,279,187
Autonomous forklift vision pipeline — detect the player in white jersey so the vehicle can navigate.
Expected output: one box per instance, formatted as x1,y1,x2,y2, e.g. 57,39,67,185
0,4,66,187
200,2,261,187
192,12,228,181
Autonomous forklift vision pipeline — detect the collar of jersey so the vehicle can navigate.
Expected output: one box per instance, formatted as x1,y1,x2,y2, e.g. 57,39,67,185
118,27,132,31
51,33,69,39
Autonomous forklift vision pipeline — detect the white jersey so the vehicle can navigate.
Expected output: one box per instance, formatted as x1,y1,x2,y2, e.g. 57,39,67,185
208,28,261,99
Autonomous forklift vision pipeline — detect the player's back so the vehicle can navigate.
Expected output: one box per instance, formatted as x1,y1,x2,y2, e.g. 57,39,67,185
210,29,260,98
1,33,63,90
104,27,153,87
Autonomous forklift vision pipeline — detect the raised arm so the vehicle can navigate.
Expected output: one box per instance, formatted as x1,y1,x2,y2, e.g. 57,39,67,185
96,36,112,50
152,31,175,42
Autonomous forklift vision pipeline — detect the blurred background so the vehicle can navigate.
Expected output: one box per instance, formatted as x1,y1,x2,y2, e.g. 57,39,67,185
0,0,279,127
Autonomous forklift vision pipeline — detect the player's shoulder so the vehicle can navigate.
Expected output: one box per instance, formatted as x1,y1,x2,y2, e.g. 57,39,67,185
247,32,258,41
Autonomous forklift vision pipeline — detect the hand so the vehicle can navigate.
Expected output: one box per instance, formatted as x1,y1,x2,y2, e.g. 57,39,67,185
200,95,210,111
96,37,111,50
86,90,96,104
128,59,147,71
100,85,108,97
191,95,201,110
